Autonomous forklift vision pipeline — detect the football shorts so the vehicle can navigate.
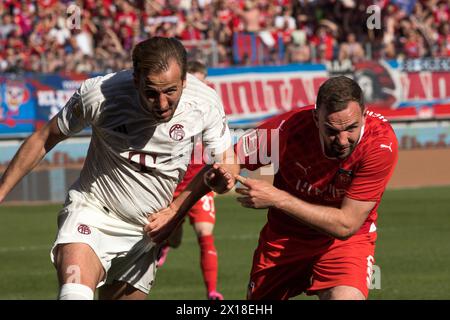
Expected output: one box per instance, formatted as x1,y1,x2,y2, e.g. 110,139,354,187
247,223,377,299
174,191,216,225
50,189,160,294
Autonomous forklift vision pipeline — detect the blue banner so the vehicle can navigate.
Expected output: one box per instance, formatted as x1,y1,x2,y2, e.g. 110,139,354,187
1,59,450,136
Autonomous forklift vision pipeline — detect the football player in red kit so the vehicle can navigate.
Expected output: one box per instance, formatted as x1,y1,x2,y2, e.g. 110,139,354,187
233,76,398,300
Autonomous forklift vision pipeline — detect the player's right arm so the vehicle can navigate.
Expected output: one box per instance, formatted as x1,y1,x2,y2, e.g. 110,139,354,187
0,116,68,203
0,76,101,203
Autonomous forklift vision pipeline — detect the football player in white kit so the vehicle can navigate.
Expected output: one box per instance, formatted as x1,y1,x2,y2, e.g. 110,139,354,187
0,37,237,300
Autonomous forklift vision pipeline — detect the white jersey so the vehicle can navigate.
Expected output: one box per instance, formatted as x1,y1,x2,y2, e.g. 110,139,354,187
57,70,231,226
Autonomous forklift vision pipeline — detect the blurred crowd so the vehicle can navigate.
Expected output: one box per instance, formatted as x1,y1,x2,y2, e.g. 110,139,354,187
0,0,449,73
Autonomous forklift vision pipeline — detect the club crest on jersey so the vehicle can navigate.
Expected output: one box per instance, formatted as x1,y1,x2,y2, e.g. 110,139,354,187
77,224,91,235
335,168,353,188
169,124,185,141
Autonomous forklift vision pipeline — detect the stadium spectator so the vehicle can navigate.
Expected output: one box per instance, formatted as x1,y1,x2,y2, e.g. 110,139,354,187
0,37,237,300
0,14,16,39
338,33,365,62
438,22,450,56
433,0,449,25
148,76,398,300
0,0,448,71
286,11,312,62
157,60,224,301
310,26,337,62
209,11,233,66
402,30,426,59
238,0,262,33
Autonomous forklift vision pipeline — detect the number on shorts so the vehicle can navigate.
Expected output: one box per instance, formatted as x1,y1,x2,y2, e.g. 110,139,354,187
201,195,215,212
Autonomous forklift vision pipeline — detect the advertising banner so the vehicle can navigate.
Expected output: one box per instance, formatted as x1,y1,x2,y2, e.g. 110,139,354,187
0,74,36,136
1,59,449,135
208,58,450,127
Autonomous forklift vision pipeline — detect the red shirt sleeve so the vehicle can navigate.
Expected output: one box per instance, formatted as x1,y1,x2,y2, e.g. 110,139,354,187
234,110,302,171
346,130,398,202
175,140,205,192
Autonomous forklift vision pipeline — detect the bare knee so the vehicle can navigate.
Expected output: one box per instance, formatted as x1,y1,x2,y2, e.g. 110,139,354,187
193,222,214,237
318,286,366,300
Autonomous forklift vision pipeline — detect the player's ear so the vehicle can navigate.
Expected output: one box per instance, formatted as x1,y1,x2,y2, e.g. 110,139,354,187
182,78,187,89
313,109,319,127
361,106,367,124
133,71,139,88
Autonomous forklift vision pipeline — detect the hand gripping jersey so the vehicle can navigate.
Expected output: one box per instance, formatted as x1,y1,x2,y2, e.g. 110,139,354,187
236,106,398,240
57,71,231,226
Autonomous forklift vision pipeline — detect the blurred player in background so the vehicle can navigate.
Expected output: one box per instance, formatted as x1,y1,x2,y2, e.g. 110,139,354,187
0,37,237,300
233,76,398,300
157,60,224,301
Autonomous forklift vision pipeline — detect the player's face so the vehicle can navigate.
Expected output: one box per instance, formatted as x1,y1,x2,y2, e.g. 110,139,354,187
136,59,186,122
315,101,366,159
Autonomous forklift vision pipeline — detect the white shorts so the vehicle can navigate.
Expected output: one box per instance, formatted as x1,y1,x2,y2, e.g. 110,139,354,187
50,190,160,294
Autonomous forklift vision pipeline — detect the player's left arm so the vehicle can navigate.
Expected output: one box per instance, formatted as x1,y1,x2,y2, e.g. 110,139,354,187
236,126,399,240
235,175,375,240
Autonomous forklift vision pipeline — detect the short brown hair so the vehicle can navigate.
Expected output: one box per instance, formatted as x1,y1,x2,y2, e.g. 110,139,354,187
132,37,187,79
316,76,364,113
187,60,207,76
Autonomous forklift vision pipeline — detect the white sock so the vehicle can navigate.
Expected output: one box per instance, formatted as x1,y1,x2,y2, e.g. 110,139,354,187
58,283,94,300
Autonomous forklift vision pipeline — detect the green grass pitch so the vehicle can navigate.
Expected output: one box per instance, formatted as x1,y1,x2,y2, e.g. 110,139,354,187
0,186,449,300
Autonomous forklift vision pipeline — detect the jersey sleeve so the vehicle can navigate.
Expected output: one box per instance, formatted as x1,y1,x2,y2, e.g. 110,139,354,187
235,111,292,171
57,76,103,136
346,129,398,202
201,92,232,161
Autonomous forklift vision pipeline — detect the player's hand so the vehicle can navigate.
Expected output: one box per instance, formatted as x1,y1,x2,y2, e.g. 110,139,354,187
204,163,235,194
144,204,180,244
235,174,282,209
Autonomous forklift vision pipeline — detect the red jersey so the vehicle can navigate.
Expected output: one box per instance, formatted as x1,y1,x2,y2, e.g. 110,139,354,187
236,107,398,240
175,140,205,192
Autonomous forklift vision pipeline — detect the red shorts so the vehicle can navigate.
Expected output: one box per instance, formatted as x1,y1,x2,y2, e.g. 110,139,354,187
247,223,377,300
173,191,216,225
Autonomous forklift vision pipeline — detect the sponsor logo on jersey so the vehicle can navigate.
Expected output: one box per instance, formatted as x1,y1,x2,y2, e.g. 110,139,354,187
380,142,393,152
295,168,352,200
295,161,311,177
77,224,91,235
169,124,185,141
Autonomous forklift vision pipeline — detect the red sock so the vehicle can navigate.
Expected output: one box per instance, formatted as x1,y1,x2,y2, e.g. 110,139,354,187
198,235,218,293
